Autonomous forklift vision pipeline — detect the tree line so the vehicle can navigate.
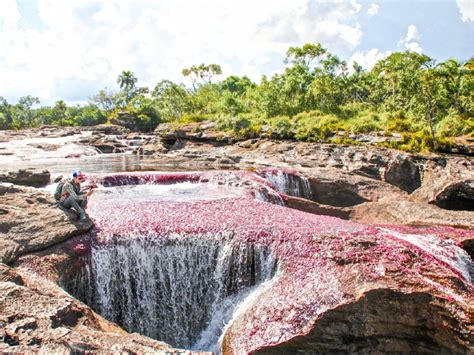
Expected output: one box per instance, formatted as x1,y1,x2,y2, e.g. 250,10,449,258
0,43,472,152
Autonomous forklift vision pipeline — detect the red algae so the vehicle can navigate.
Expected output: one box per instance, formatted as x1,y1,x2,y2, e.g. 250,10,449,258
81,170,472,354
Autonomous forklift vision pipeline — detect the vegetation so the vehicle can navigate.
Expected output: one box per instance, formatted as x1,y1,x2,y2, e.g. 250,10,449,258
0,43,472,152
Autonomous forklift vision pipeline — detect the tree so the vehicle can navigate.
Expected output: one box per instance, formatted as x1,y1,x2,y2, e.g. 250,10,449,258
437,58,472,114
285,43,327,69
152,80,190,121
117,70,144,104
182,64,222,90
416,66,448,150
0,97,12,130
12,96,40,129
90,88,119,112
370,51,432,110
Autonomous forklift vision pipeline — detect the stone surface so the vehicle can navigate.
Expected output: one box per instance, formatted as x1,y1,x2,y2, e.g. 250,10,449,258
410,157,474,211
248,289,469,354
305,169,407,207
0,264,184,353
0,183,93,264
0,169,50,188
384,154,422,192
350,199,474,229
284,195,351,219
18,171,470,354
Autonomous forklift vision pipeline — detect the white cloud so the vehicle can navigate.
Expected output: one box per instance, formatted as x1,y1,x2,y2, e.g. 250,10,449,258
348,48,390,72
367,3,379,16
0,0,365,105
456,0,474,22
399,24,423,54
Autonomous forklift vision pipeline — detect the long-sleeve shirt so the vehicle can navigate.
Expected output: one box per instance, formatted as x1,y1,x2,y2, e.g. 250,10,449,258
60,180,86,202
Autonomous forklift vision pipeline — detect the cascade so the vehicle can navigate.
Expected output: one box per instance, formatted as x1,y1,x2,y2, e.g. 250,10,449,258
66,232,277,351
57,170,472,354
259,168,313,200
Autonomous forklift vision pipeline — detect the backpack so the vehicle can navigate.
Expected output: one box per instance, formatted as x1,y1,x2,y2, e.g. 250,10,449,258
54,181,65,201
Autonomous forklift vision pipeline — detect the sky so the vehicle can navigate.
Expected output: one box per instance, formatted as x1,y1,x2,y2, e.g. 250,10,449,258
0,0,473,106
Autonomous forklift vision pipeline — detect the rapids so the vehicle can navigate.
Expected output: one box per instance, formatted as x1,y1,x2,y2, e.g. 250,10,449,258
62,170,473,353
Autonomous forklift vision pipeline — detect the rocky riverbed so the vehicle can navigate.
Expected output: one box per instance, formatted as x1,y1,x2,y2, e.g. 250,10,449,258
0,124,473,353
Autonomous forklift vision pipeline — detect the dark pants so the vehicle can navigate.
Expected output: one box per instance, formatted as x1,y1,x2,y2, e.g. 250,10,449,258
61,196,87,217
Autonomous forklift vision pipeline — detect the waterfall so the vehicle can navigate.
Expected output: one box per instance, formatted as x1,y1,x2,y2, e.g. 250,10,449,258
67,232,277,351
260,169,313,200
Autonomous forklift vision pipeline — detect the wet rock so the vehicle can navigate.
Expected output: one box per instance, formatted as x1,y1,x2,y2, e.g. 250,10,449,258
0,265,181,353
86,124,130,135
27,143,60,151
0,183,93,264
10,171,473,354
0,169,50,188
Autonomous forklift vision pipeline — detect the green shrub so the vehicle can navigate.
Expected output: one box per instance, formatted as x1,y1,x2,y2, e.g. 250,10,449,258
269,115,294,138
350,112,381,133
293,110,344,141
437,113,474,138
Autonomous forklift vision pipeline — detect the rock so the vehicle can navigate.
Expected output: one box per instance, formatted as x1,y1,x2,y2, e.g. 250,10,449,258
306,169,407,207
0,183,93,264
0,263,24,285
26,143,60,151
284,195,351,219
237,289,469,354
0,264,181,353
10,171,473,354
86,124,130,135
384,154,423,192
0,169,50,188
410,157,474,211
155,121,230,146
350,199,474,229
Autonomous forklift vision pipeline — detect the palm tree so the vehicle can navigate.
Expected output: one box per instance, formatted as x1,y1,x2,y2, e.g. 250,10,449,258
117,70,138,103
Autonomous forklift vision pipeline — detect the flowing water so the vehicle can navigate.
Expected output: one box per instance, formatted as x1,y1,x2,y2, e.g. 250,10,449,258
70,233,277,351
4,134,472,353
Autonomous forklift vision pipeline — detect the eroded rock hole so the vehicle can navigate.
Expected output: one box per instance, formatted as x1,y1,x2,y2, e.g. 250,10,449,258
64,233,277,351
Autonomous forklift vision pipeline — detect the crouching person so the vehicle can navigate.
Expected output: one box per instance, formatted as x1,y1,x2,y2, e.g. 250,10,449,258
56,171,94,221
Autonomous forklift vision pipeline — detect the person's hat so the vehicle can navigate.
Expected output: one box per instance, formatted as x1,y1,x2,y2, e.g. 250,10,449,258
72,171,86,179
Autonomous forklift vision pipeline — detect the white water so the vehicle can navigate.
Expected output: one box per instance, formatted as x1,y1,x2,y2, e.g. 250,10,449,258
94,182,246,202
68,233,277,352
0,133,100,162
261,170,313,200
382,228,473,283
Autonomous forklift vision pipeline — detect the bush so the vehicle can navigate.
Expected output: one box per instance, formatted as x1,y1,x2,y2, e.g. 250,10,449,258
437,113,474,138
73,105,107,126
215,115,261,138
269,115,294,138
294,110,345,141
350,112,382,133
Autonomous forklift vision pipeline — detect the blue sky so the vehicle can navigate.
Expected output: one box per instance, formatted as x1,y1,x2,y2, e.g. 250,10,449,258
0,0,472,105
